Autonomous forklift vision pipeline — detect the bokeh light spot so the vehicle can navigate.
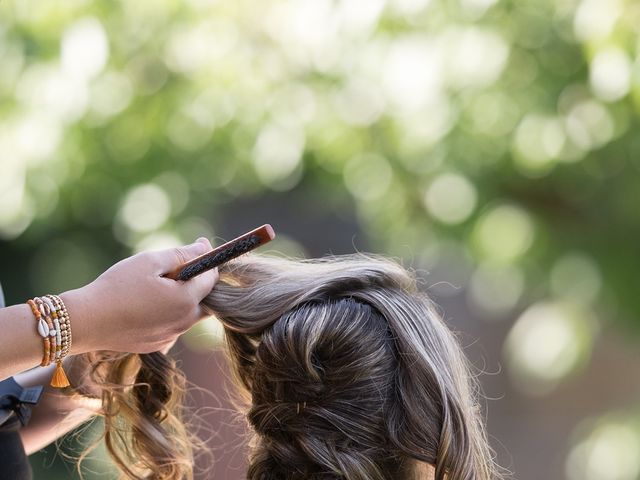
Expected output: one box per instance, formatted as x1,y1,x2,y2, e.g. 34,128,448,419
468,262,524,317
88,71,134,121
513,114,565,176
504,301,596,395
343,153,393,202
388,0,432,16
589,47,631,102
567,421,640,480
551,252,602,305
118,183,172,233
134,231,183,254
565,99,614,151
443,27,509,89
252,122,305,190
61,17,110,81
423,172,477,225
17,64,89,124
472,204,535,262
383,35,443,112
573,0,622,41
333,78,385,126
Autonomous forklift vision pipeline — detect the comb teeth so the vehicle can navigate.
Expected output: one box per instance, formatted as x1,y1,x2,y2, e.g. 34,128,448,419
177,234,261,281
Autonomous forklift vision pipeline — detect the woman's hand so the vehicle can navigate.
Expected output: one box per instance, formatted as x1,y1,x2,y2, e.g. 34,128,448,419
61,238,218,355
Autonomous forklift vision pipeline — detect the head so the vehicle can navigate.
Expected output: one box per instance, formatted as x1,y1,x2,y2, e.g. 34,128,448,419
203,253,503,480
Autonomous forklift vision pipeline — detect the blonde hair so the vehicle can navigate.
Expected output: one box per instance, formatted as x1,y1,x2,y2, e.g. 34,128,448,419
203,253,503,480
75,350,195,480
79,252,502,479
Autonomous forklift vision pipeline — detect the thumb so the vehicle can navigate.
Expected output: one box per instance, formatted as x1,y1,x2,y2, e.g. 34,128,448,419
155,237,212,273
174,237,212,266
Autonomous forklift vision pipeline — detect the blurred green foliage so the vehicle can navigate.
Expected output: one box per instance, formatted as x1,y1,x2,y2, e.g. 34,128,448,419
1,0,640,478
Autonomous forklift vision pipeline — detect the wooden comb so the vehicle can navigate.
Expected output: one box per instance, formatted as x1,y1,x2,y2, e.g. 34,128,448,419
164,224,275,281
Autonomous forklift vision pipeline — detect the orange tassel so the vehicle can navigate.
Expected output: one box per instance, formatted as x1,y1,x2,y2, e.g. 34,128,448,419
50,360,71,388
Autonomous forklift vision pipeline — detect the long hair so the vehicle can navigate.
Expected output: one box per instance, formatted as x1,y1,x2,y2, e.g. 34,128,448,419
203,253,503,480
74,350,194,480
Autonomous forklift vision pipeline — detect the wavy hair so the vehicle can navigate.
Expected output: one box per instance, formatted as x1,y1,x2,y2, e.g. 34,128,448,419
203,253,504,480
72,350,195,480
76,253,502,480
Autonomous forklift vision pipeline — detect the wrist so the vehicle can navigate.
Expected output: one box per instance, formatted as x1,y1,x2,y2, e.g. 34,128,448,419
59,286,101,355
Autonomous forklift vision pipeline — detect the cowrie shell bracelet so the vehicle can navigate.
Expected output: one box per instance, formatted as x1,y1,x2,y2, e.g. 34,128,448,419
27,295,72,388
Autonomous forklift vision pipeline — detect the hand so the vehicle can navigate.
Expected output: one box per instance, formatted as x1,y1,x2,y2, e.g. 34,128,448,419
62,238,219,354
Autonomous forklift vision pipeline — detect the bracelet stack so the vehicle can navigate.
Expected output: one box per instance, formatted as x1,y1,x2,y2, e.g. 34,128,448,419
26,294,72,388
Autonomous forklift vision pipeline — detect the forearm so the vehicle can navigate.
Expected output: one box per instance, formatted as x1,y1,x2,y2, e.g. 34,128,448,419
0,303,47,381
15,357,102,455
15,344,176,455
0,288,95,382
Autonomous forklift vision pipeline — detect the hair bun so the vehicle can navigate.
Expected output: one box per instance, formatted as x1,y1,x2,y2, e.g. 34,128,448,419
244,297,403,479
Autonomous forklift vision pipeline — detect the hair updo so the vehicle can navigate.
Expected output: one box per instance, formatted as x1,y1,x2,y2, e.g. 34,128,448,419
203,254,504,480
248,298,401,479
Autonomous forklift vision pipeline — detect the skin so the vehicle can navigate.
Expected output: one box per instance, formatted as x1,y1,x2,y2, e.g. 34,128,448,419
0,237,218,453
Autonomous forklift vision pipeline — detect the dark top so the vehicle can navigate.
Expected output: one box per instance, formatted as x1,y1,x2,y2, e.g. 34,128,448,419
0,414,31,480
0,282,36,480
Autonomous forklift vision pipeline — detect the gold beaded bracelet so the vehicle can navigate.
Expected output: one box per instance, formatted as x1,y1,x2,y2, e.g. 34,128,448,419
27,295,72,388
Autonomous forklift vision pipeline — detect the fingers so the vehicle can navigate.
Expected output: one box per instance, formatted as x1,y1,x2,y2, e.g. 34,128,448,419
174,237,212,264
151,236,218,300
180,237,218,300
187,266,219,303
153,237,213,273
193,236,213,251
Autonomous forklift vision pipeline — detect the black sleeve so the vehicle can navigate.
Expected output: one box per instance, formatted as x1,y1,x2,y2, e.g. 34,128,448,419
0,414,32,480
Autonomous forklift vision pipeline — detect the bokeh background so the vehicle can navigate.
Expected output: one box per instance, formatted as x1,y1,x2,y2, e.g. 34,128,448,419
1,0,640,478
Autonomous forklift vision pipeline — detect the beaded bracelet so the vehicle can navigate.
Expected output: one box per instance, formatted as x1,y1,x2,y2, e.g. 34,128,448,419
46,295,72,359
26,295,72,388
